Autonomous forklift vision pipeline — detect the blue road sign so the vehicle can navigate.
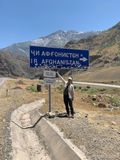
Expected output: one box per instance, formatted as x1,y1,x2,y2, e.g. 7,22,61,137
30,46,89,69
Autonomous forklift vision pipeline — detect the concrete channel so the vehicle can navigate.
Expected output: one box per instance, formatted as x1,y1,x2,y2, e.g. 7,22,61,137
10,99,87,160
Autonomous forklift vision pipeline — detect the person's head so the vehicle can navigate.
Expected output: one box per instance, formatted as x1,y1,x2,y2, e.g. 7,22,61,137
67,77,73,84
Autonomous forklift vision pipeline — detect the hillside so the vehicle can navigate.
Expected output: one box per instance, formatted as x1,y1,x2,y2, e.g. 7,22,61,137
0,50,44,78
2,30,97,56
0,23,120,79
0,30,98,78
0,50,29,77
65,22,120,68
70,66,120,84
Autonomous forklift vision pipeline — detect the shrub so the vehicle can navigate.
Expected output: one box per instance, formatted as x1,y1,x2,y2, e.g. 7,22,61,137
26,85,37,92
109,96,120,107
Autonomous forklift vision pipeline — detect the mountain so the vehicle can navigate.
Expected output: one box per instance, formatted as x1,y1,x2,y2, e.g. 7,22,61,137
32,30,98,48
65,22,120,68
0,50,45,78
1,22,120,79
2,41,31,56
0,30,98,78
2,30,98,56
0,50,29,77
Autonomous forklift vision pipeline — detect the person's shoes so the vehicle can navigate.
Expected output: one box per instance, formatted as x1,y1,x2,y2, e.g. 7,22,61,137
67,114,71,118
71,115,74,118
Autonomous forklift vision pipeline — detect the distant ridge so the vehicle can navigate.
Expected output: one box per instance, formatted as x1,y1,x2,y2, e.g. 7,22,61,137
65,22,120,68
2,30,98,56
0,30,98,78
0,22,120,79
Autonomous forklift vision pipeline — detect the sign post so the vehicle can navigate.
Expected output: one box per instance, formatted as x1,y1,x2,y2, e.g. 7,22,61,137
43,70,56,112
30,46,89,113
48,84,51,112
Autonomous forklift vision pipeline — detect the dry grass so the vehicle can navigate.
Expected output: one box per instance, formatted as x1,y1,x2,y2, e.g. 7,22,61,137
71,66,120,83
0,78,120,158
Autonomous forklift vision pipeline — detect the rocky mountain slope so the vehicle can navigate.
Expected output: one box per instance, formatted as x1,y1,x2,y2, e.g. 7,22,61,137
1,22,120,79
65,22,120,68
0,50,45,78
0,50,29,77
0,30,98,77
2,30,97,56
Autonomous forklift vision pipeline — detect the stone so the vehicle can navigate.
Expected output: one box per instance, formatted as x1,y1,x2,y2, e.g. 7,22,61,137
92,95,97,101
85,114,88,118
3,119,6,123
98,103,107,108
111,121,117,125
47,112,56,118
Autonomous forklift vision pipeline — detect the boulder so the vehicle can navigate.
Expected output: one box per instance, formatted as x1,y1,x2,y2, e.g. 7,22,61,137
98,103,107,108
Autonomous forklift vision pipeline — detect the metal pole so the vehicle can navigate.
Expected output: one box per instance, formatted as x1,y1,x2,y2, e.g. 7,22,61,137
71,70,73,79
48,84,51,112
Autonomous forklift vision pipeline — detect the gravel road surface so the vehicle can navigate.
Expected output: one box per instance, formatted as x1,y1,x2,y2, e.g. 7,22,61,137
49,112,120,160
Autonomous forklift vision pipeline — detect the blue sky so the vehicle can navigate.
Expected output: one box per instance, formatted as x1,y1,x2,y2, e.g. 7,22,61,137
0,0,120,48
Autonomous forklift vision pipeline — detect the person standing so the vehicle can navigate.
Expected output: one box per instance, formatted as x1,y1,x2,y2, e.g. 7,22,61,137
57,72,75,118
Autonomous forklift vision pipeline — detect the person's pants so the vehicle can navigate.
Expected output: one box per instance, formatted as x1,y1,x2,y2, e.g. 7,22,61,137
64,96,74,116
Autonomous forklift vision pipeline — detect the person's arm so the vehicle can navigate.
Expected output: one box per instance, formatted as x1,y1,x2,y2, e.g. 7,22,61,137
57,72,66,84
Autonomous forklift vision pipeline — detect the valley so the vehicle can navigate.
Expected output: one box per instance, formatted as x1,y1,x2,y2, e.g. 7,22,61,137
0,21,120,160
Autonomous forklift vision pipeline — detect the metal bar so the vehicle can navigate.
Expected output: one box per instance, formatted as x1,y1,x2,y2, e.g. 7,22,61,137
48,84,52,112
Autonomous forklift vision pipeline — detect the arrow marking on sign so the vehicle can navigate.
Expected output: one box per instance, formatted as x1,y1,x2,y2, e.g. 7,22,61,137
80,57,88,62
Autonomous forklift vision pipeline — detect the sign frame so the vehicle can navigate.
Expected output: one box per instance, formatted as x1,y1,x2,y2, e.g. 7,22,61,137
43,70,56,78
44,78,56,85
30,46,89,69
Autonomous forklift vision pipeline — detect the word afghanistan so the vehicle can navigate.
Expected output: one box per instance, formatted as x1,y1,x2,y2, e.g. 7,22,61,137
30,46,89,69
